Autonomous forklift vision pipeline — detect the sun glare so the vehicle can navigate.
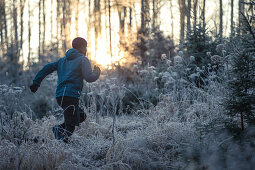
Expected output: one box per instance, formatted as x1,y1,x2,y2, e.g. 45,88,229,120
92,37,125,68
94,38,112,67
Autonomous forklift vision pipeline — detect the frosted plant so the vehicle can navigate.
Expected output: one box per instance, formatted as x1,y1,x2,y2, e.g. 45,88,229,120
166,59,172,66
216,44,225,53
174,55,183,65
189,56,195,62
206,52,212,56
133,64,138,69
178,51,184,57
211,55,223,64
161,54,167,60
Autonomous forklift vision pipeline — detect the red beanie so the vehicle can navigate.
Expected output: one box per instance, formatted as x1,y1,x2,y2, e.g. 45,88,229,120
72,37,87,50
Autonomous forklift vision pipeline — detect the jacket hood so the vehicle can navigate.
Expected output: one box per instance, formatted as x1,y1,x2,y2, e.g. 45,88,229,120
65,48,83,60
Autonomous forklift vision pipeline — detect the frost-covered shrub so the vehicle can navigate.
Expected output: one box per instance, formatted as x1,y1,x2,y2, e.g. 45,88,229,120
81,66,160,115
184,25,219,67
124,26,175,66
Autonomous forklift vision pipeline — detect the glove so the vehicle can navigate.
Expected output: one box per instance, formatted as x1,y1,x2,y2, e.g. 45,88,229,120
30,84,39,93
93,65,101,75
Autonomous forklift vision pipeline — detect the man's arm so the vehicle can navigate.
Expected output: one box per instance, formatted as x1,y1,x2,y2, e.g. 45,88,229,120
33,61,58,86
82,57,100,82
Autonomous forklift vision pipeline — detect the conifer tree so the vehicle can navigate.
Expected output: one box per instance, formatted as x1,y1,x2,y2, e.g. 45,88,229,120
224,10,255,130
224,48,255,130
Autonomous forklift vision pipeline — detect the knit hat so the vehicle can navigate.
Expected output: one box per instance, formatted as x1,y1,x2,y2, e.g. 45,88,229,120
72,37,87,50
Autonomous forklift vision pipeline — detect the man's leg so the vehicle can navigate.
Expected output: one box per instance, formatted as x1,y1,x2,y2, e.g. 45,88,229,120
55,96,79,140
79,107,87,124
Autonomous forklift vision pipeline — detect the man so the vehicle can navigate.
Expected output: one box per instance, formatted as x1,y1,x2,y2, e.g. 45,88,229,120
30,37,100,142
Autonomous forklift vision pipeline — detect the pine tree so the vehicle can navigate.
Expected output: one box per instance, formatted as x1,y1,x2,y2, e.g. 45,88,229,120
224,48,255,131
224,4,255,131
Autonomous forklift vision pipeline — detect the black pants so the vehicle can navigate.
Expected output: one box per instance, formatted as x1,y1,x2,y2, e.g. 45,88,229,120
56,96,86,136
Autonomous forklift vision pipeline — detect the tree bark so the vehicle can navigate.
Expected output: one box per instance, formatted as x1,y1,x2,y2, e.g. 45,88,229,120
51,0,53,43
238,0,244,35
13,0,18,57
75,0,79,37
39,0,41,57
179,0,186,47
3,0,7,49
202,0,206,32
94,0,101,61
12,0,19,79
28,0,31,65
170,0,174,39
118,5,126,34
42,0,45,53
0,0,3,48
187,0,191,36
193,0,198,32
56,0,60,54
152,0,159,27
231,0,234,36
141,0,149,34
87,0,91,58
108,0,112,59
129,2,132,28
219,0,223,40
20,0,25,58
141,0,145,33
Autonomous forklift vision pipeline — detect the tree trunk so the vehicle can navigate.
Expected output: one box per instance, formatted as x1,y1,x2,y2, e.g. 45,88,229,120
51,0,53,43
144,0,150,34
28,0,31,66
56,0,60,54
219,0,223,40
104,0,107,46
193,0,198,32
20,0,25,58
3,0,7,49
202,0,206,32
118,5,126,34
13,0,18,57
0,1,3,49
66,1,72,49
108,0,112,59
231,0,234,37
187,0,191,36
39,0,41,57
179,0,186,47
141,0,145,33
42,0,45,53
129,2,132,28
12,0,19,79
170,0,174,39
238,0,244,35
87,0,91,58
75,0,79,37
94,0,101,61
64,0,72,50
152,0,159,27
141,0,149,34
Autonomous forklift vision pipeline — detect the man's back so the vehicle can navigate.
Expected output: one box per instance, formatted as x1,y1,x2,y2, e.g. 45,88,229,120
56,48,84,97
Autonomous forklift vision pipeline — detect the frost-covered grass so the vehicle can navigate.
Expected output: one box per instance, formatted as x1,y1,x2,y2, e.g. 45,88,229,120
0,50,255,169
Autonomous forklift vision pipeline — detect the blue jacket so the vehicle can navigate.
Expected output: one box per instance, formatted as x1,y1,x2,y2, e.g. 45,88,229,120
33,48,100,98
